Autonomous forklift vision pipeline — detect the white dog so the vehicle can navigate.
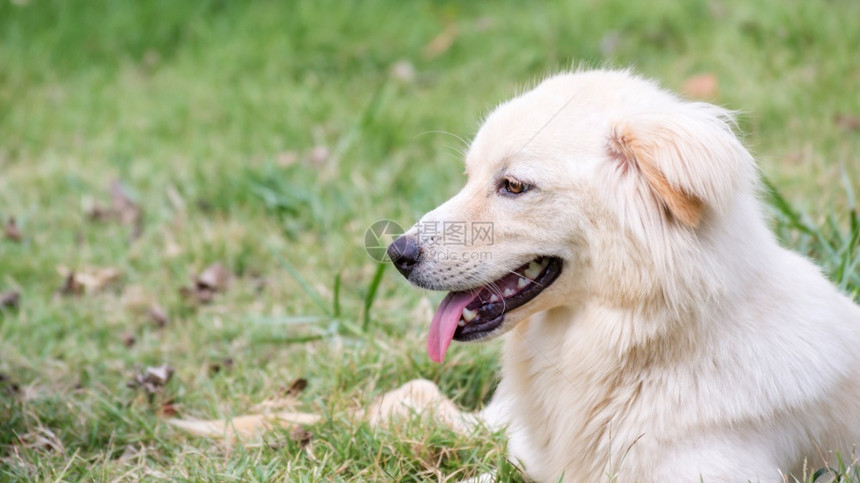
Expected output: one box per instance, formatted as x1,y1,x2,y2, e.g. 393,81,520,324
384,69,860,482
172,70,860,482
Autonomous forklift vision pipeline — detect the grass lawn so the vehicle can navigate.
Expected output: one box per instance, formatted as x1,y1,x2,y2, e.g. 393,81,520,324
1,0,858,480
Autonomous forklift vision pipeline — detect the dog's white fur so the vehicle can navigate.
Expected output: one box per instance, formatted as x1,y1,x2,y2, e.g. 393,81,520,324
171,70,860,482
397,69,860,482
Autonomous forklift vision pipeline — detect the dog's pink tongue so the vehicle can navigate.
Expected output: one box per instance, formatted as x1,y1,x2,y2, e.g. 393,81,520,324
428,292,476,363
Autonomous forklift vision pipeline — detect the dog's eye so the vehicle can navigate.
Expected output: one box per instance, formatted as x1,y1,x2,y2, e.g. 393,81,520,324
502,177,529,196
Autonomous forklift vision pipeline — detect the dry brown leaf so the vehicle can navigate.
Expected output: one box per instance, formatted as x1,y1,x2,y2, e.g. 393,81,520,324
835,114,860,132
111,180,138,222
290,426,313,448
208,357,233,375
87,180,144,240
75,268,121,291
57,266,121,294
197,263,230,292
180,285,215,304
148,304,170,328
4,217,21,242
57,270,84,296
111,180,144,240
0,290,20,309
128,363,174,394
159,400,179,417
121,333,137,348
17,427,64,453
87,204,115,222
283,377,308,397
0,373,20,395
682,73,719,100
423,24,459,59
182,263,231,304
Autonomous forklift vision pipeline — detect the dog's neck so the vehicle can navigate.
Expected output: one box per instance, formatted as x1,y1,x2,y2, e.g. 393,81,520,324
588,194,777,349
498,203,783,478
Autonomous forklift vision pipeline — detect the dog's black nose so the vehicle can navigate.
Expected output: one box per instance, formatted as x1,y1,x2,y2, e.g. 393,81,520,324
387,235,421,278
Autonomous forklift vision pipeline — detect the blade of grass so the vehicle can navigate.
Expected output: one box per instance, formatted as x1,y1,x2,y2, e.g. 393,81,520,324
363,262,386,331
270,248,331,316
333,272,342,318
765,177,838,260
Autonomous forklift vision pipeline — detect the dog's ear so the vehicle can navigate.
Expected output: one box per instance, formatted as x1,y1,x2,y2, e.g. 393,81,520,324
608,103,753,227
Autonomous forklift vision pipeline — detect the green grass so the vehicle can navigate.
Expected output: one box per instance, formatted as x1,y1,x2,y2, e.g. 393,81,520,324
0,0,858,480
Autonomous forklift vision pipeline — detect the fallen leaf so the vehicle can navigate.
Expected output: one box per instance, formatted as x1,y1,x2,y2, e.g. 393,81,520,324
283,377,308,397
197,263,230,292
423,24,459,59
87,203,115,222
17,427,64,453
159,400,179,417
835,114,860,132
128,363,174,395
111,180,144,240
75,268,121,291
290,426,313,448
87,180,144,240
148,304,169,328
182,263,231,304
682,73,719,100
309,145,330,166
209,356,235,374
121,333,137,348
4,217,21,242
180,286,215,304
389,60,416,83
146,364,174,384
57,270,84,296
0,290,20,309
57,266,121,294
0,373,20,395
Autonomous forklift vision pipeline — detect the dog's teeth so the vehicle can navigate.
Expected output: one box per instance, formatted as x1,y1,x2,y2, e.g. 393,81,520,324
504,288,514,297
458,319,465,327
490,294,500,303
517,277,529,289
524,261,543,279
462,308,477,322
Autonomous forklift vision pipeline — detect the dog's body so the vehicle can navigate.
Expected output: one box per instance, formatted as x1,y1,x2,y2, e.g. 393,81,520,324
386,69,860,482
172,70,860,482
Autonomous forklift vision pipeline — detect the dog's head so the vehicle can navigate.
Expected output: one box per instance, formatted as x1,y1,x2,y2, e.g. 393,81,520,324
388,69,755,362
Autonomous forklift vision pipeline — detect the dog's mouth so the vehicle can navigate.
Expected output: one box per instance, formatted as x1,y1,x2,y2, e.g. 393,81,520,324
427,256,563,362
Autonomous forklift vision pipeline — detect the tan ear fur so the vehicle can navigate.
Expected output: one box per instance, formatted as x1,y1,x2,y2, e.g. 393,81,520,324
609,124,704,227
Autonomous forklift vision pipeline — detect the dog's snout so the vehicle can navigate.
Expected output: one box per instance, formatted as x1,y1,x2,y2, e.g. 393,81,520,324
388,235,421,278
